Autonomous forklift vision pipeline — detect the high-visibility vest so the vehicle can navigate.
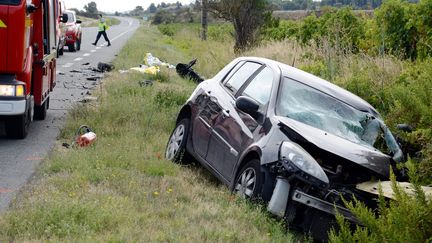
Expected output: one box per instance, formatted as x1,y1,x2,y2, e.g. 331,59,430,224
98,20,108,32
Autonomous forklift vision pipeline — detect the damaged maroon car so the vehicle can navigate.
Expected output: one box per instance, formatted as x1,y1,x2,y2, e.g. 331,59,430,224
166,57,407,240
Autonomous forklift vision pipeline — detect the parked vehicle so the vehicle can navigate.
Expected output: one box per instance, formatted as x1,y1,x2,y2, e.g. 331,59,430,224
57,0,66,56
64,10,82,52
166,57,426,240
0,0,68,138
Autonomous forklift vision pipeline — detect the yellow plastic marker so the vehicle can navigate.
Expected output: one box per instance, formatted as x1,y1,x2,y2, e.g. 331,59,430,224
0,19,7,28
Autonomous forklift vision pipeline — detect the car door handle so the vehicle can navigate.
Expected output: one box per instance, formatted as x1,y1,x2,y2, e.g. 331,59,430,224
222,109,230,118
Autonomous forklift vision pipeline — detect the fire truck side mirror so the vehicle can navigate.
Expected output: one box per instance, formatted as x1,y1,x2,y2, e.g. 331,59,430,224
26,3,37,14
61,13,69,23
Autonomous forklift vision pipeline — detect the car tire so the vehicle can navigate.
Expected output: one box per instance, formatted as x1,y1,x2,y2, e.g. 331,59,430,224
76,35,81,51
233,159,263,200
68,42,76,52
165,119,191,164
5,110,30,139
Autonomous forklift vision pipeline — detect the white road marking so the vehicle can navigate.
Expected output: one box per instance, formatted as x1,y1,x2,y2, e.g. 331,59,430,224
96,47,101,49
91,50,96,53
83,53,90,57
73,57,83,62
62,63,74,68
111,28,134,42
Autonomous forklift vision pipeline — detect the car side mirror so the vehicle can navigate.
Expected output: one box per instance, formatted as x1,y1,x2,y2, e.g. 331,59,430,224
397,124,413,133
26,3,37,14
236,96,260,119
76,19,82,24
61,13,69,23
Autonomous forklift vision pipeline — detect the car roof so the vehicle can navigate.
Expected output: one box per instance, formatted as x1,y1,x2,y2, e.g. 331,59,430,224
237,57,379,116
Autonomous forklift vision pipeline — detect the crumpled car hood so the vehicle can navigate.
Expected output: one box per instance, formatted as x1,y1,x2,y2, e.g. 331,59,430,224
277,116,391,178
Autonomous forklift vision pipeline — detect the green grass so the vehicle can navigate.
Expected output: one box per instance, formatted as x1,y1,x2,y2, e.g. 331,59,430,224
0,24,297,242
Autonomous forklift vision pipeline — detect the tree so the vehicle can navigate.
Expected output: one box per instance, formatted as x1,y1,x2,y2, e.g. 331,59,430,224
84,1,98,18
374,0,417,59
208,0,269,53
148,3,157,13
201,0,208,40
131,5,144,16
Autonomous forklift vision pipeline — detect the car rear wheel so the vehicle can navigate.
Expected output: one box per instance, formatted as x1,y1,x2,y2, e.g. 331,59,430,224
234,159,263,199
68,42,77,52
76,35,81,51
165,119,191,164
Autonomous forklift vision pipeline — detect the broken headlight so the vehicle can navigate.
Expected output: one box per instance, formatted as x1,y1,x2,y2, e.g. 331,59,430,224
279,141,329,187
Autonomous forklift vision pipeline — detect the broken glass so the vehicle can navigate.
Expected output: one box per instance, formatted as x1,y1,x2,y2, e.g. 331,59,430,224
277,77,403,161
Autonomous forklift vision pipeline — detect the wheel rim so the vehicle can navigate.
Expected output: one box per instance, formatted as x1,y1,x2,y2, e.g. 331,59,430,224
234,168,256,199
166,124,185,160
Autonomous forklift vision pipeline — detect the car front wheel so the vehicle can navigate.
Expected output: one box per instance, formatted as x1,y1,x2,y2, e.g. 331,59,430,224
234,159,263,199
165,119,191,164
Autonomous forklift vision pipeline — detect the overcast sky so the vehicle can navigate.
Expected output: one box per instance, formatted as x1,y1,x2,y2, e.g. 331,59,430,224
65,0,193,13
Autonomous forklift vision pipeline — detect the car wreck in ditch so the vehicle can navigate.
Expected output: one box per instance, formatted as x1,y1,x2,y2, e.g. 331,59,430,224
165,57,427,240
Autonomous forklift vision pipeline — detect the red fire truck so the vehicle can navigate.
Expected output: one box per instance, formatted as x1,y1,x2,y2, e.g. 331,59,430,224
0,0,67,138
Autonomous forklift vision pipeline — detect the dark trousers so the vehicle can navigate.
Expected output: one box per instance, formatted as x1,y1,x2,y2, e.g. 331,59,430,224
94,31,110,44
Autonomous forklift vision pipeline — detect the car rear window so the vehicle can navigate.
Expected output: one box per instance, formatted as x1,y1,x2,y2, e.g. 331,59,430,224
0,0,21,5
66,12,75,23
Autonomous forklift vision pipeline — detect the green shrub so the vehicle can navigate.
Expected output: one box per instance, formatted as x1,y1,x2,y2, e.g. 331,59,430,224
329,171,432,242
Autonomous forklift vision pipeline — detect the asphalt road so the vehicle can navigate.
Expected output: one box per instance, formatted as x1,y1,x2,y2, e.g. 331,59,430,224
0,17,140,212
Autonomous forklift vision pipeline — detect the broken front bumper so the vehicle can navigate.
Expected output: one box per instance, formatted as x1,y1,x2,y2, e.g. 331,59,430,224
291,189,359,224
267,177,359,224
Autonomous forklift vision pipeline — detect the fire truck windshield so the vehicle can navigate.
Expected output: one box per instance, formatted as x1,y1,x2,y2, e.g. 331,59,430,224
0,0,21,5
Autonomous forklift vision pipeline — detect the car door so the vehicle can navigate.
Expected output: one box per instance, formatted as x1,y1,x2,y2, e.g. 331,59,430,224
190,61,245,159
206,64,275,183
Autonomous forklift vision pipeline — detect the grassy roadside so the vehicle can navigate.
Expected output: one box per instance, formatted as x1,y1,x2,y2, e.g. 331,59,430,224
0,24,297,242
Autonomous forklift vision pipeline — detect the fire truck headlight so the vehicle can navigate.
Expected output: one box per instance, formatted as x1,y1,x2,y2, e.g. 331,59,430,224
0,85,25,97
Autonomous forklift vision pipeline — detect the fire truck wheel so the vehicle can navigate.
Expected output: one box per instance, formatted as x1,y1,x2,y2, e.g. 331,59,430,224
5,112,30,139
34,98,48,120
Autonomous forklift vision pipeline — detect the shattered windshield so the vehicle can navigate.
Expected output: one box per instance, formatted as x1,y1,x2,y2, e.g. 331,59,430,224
277,77,402,160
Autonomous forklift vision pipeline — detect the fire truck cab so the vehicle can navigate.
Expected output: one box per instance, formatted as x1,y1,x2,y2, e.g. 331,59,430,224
0,0,67,138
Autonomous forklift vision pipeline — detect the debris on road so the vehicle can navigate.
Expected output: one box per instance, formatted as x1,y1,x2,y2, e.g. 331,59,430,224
129,53,175,75
130,65,160,75
86,76,103,81
75,125,97,147
139,80,154,87
79,96,98,103
97,62,115,72
176,59,204,83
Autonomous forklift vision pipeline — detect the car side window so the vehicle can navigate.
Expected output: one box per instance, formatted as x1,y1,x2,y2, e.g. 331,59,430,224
224,62,262,94
241,67,274,105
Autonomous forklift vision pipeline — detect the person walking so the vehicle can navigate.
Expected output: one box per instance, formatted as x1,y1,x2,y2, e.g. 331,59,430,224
92,14,111,46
